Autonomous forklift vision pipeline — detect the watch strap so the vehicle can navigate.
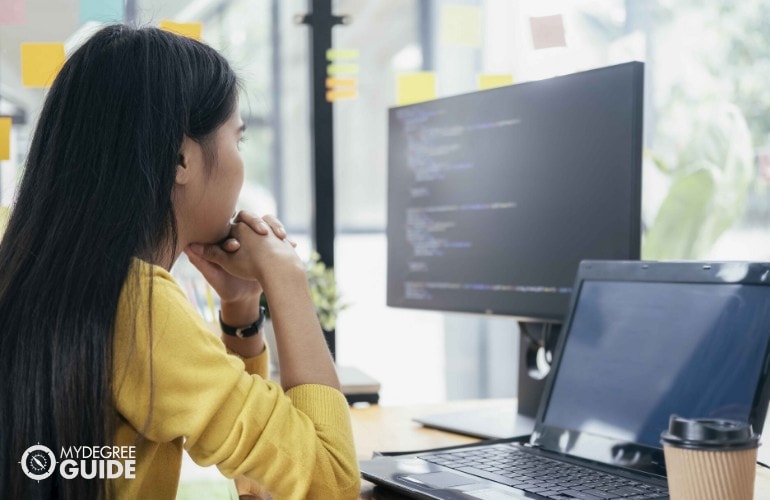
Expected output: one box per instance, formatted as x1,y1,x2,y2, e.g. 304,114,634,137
219,306,266,338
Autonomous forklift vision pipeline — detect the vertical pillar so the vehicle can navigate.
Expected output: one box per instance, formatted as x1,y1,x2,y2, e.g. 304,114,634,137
300,0,347,358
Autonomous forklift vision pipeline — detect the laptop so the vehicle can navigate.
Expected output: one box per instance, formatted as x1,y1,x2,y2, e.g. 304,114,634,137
360,260,770,499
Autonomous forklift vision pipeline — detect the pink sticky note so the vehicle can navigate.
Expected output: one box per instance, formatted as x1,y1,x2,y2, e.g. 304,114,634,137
530,15,566,50
0,0,25,25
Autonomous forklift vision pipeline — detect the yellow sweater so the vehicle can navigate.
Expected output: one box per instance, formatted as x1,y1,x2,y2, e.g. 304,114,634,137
110,261,360,499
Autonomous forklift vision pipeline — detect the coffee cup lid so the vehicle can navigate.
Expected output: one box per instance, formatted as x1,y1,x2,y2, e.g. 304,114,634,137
661,415,760,450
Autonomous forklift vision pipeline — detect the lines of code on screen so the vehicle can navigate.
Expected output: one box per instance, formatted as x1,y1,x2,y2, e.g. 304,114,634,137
386,63,643,320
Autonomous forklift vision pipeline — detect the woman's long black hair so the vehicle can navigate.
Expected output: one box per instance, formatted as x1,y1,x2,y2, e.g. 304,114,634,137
0,25,237,498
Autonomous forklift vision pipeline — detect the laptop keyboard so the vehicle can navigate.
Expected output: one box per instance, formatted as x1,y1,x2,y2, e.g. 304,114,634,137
418,444,668,499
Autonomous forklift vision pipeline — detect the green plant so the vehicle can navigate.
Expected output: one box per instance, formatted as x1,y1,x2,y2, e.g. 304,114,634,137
260,251,348,332
643,100,754,259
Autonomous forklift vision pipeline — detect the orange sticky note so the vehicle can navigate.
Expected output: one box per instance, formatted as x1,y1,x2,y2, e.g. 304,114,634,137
397,72,436,106
0,118,11,161
326,77,357,88
160,21,203,41
529,15,566,50
479,74,514,90
326,89,358,102
20,43,66,88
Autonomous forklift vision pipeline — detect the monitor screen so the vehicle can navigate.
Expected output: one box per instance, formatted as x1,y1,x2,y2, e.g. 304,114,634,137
386,62,643,321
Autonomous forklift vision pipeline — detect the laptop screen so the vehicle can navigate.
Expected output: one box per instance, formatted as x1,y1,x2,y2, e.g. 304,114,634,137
534,271,770,476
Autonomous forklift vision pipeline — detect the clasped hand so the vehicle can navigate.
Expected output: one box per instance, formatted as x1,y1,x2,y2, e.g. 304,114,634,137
184,211,298,326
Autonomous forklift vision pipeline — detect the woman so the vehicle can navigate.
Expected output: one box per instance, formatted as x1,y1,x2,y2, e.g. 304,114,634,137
0,24,359,499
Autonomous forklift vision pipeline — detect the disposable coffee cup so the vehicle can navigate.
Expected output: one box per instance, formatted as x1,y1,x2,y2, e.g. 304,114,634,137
661,415,759,500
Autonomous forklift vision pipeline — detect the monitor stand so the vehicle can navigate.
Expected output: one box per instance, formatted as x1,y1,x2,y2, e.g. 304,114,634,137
338,365,381,405
413,400,535,440
414,321,561,439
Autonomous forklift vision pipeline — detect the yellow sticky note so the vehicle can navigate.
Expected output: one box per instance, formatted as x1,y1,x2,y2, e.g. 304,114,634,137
326,49,359,61
441,5,482,47
327,64,359,76
160,20,202,41
479,74,514,90
20,43,66,88
0,117,11,161
397,72,436,106
530,15,566,50
0,206,9,236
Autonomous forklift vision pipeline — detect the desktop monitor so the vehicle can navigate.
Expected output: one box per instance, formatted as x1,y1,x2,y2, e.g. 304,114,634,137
386,62,644,323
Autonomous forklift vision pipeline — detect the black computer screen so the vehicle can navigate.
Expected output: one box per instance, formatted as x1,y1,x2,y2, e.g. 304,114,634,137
543,279,770,448
386,62,643,321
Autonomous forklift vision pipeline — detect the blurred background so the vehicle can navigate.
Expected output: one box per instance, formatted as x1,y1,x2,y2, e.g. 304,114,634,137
4,0,770,496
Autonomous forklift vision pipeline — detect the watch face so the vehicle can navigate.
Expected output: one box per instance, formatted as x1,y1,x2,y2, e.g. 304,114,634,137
20,445,57,480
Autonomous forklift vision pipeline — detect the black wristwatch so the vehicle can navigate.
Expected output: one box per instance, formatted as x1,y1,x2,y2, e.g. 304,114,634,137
219,306,266,338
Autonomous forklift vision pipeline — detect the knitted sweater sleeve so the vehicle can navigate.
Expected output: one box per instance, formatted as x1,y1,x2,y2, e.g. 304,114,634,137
226,335,270,378
113,264,360,499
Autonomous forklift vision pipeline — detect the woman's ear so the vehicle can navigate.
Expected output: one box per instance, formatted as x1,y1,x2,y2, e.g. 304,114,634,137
176,136,200,186
175,152,190,185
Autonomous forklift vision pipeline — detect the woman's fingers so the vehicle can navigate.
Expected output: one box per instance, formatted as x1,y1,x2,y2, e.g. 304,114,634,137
262,214,288,239
187,242,228,266
235,211,292,242
235,211,270,235
221,237,240,253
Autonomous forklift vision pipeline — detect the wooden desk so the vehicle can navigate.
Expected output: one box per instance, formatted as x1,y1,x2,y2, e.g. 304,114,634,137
352,400,770,499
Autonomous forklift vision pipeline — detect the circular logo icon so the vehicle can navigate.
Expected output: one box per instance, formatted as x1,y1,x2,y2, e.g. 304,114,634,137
20,444,57,481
